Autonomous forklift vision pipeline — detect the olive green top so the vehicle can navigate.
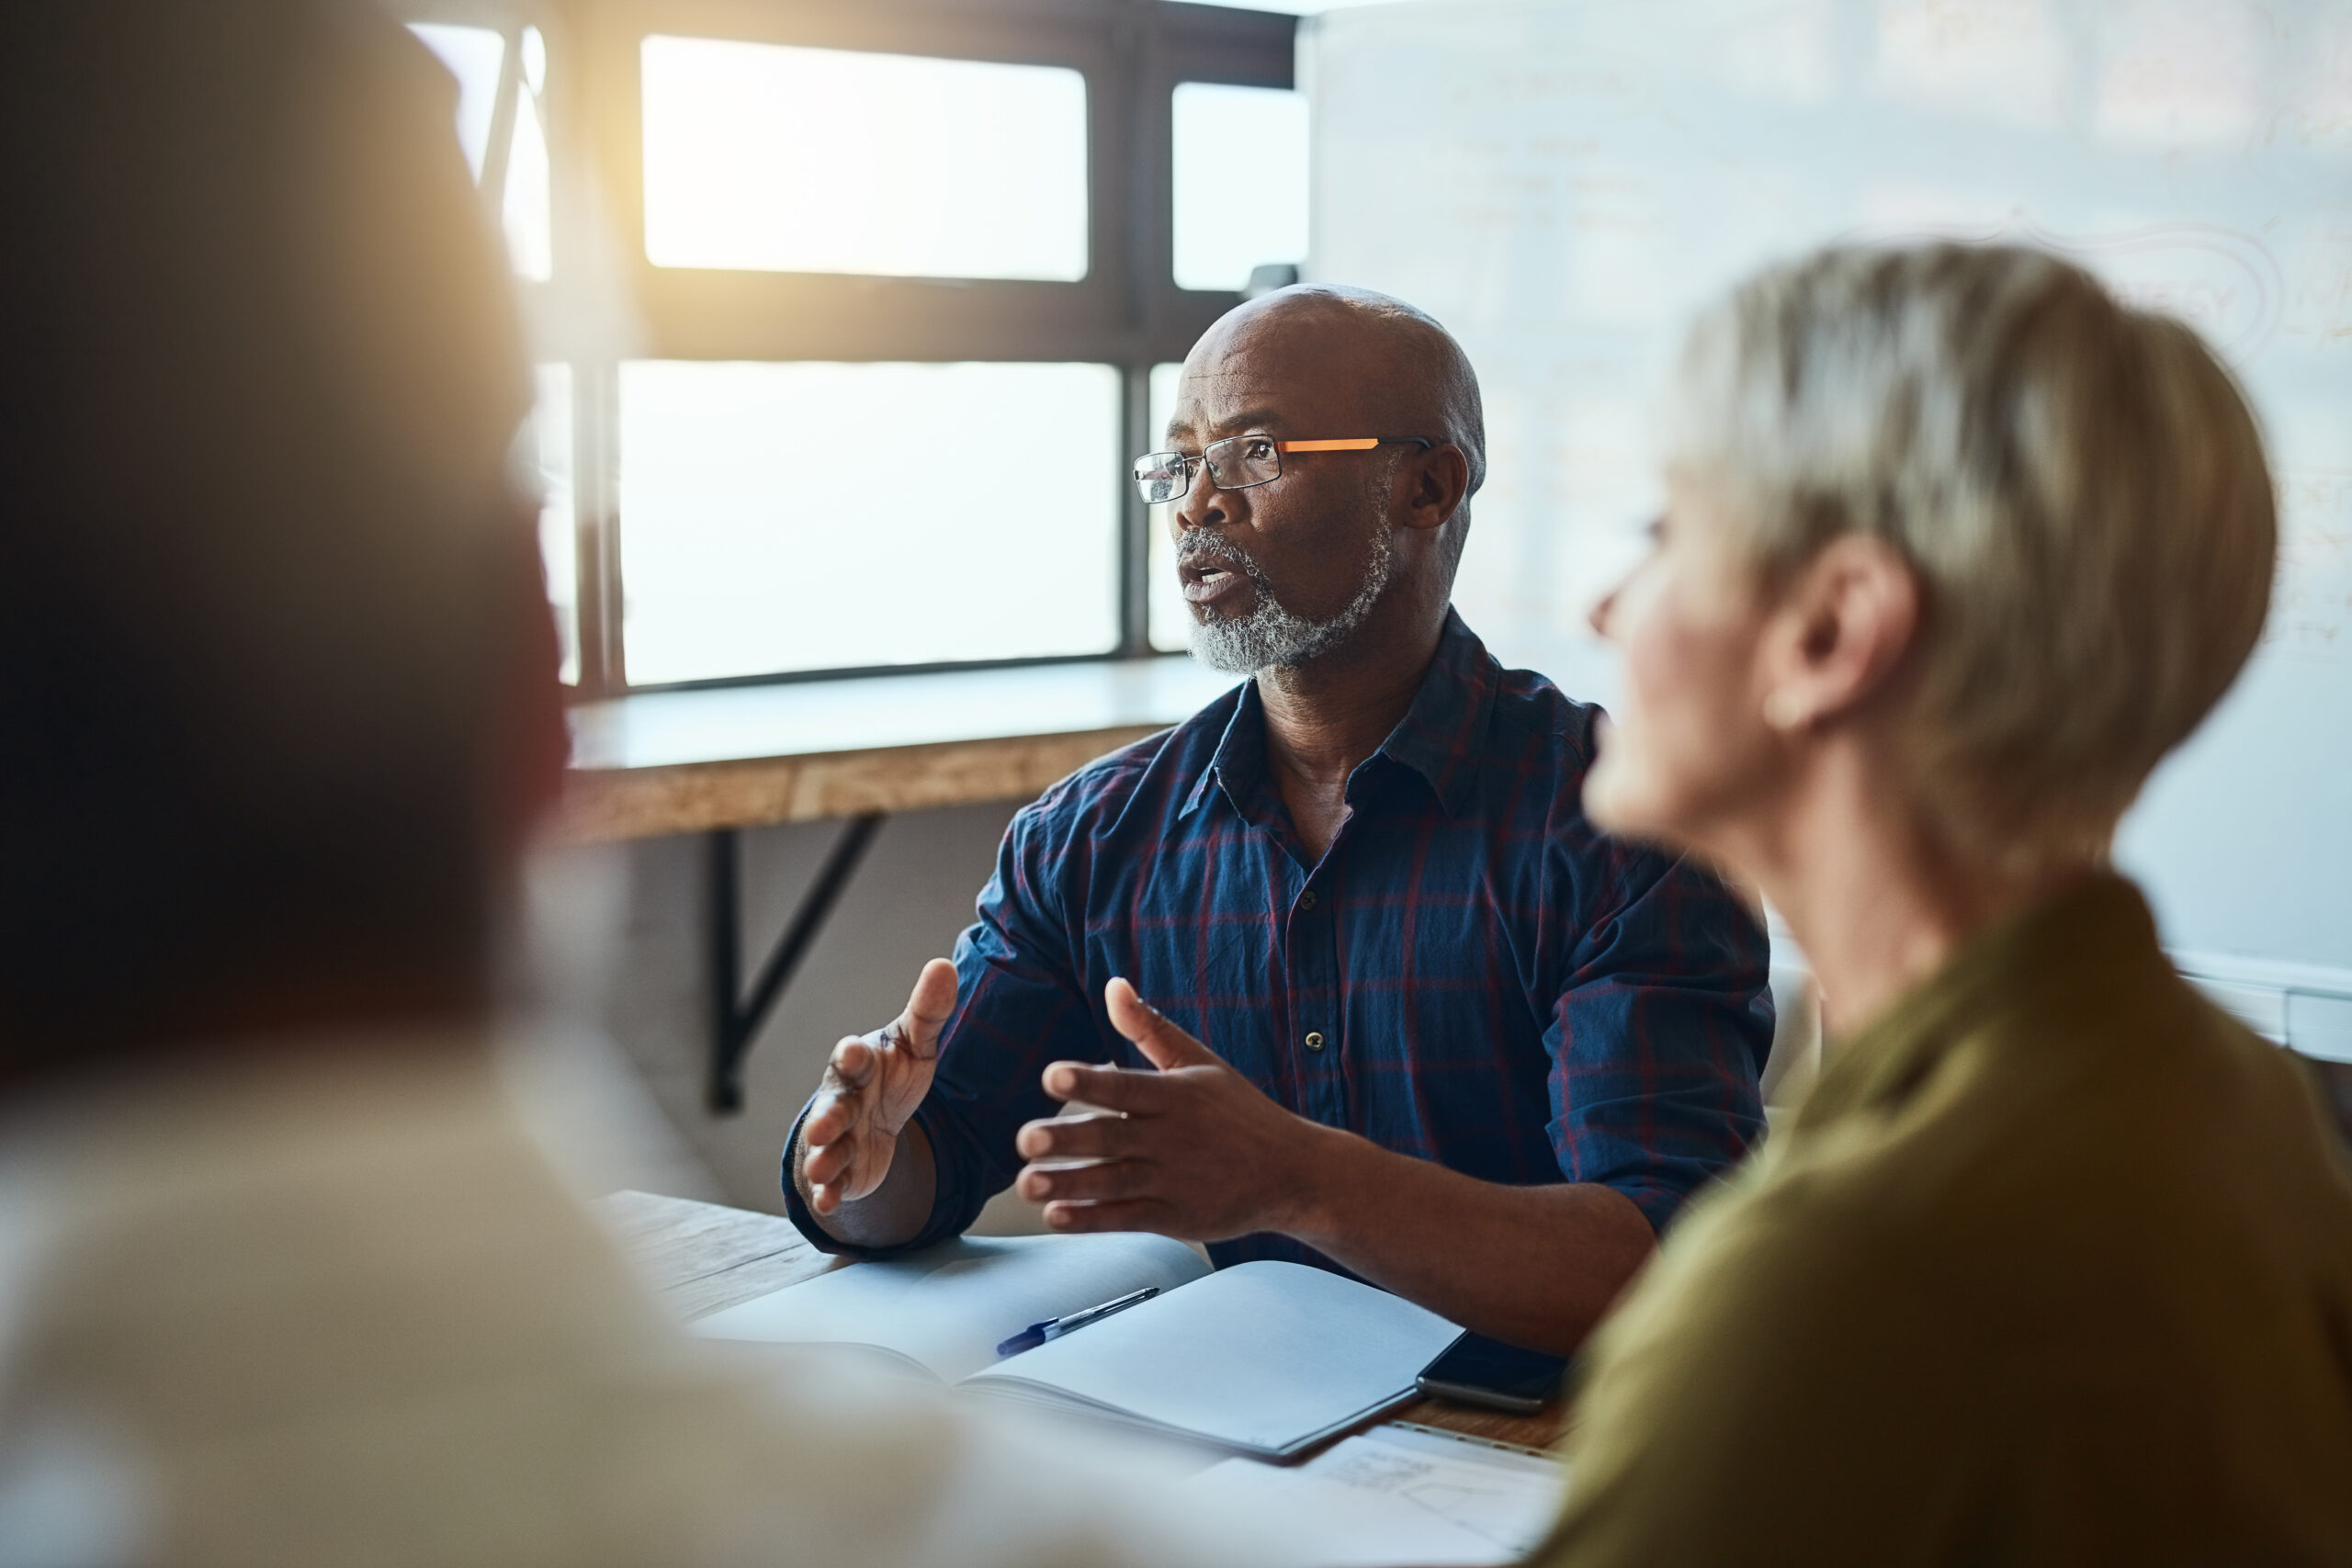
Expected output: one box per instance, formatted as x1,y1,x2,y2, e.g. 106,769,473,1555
1532,874,2352,1567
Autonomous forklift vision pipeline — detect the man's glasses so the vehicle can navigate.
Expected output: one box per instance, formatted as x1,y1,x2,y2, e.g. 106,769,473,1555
1132,435,1433,505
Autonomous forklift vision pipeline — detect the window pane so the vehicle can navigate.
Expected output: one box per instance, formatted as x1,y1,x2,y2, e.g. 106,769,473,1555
1147,361,1192,652
528,366,578,685
1172,83,1308,292
641,37,1089,281
1181,1,1396,10
408,24,506,180
503,76,552,280
619,362,1119,683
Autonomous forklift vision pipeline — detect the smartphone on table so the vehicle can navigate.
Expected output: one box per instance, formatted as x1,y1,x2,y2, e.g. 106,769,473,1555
1414,1331,1571,1415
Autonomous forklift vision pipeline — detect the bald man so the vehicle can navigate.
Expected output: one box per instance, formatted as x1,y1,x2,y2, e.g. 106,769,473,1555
785,288,1774,1351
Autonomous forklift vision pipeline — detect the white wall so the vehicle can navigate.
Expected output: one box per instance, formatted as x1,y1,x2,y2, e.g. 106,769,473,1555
1305,0,2352,1050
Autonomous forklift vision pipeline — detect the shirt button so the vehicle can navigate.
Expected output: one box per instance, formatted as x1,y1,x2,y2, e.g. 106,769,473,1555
1299,891,1317,911
1305,1031,1326,1052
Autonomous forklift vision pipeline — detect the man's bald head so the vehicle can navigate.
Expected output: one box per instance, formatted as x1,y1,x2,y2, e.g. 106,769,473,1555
1185,284,1487,528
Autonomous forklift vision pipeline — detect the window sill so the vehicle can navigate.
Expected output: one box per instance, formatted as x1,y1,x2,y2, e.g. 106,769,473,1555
557,654,1232,842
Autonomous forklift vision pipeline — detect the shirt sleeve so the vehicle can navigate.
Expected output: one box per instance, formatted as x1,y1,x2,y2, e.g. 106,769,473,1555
1544,842,1774,1234
781,789,1106,1256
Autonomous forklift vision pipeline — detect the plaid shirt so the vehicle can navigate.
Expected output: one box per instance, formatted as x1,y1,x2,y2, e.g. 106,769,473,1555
785,612,1773,1273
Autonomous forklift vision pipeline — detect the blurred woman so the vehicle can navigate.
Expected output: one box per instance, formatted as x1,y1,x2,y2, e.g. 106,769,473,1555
1532,244,2352,1566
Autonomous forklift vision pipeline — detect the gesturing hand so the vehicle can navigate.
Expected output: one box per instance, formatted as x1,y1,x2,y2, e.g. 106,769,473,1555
1012,977,1334,1243
800,958,957,1214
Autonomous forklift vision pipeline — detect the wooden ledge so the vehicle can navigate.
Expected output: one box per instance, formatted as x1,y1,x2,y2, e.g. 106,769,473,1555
555,657,1238,842
557,724,1168,842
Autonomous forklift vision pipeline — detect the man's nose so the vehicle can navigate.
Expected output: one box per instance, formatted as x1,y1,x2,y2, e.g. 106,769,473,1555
1171,459,1227,533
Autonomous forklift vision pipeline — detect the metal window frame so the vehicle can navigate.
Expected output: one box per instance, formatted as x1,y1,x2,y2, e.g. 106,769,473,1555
396,0,1296,698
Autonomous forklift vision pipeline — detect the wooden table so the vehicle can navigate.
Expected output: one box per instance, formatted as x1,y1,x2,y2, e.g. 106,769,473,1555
557,658,1237,1111
559,658,1236,843
597,1189,1569,1455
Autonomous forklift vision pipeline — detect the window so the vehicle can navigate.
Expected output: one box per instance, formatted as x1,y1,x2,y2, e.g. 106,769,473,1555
618,361,1120,682
529,366,577,684
641,38,1089,281
504,28,552,280
1171,83,1310,292
1148,361,1192,652
407,21,552,274
409,24,505,177
411,16,561,668
401,2,1296,694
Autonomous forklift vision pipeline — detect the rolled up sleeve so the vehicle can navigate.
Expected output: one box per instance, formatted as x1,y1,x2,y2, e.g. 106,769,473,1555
1546,844,1774,1234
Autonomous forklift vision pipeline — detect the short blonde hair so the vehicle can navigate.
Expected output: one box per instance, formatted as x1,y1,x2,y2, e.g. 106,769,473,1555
1668,243,2277,871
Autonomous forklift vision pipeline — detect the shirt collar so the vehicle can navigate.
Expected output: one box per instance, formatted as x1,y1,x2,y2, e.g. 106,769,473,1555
1792,872,2168,1137
1182,680,1269,819
1179,608,1498,821
1374,608,1498,818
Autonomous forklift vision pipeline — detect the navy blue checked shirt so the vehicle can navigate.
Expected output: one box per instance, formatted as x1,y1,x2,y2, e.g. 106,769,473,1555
785,611,1774,1274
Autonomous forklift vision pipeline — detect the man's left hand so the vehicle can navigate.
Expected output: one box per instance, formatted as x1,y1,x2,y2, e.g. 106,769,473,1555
1012,977,1335,1242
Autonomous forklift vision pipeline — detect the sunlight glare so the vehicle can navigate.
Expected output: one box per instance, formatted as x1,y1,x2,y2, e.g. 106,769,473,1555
641,37,1089,281
407,23,505,179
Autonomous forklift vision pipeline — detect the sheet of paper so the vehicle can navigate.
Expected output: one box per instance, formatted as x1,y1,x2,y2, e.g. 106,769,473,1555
1181,1461,1510,1567
689,1231,1209,1383
1178,1425,1566,1566
963,1260,1462,1457
1300,1426,1568,1558
1177,1423,1565,1568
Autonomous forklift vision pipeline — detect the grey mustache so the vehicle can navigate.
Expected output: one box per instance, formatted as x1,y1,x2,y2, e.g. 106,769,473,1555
1175,533,1263,579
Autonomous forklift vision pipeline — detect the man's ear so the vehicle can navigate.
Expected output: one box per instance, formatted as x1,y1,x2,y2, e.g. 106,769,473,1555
1400,443,1473,532
1756,533,1919,732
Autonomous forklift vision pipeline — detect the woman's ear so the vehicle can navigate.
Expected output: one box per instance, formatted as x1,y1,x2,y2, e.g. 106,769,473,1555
1757,534,1919,732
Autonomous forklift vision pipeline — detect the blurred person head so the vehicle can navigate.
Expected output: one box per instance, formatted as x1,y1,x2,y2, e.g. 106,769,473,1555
0,1,566,1074
1584,242,2274,897
1160,285,1485,674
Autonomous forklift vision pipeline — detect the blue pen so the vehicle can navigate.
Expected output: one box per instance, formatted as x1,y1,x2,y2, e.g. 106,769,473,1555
995,1286,1161,1358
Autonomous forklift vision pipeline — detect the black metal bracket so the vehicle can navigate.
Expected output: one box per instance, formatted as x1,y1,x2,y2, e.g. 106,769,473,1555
707,814,885,1115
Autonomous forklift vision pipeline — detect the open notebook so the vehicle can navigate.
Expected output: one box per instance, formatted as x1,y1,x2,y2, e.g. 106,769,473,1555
692,1233,1461,1460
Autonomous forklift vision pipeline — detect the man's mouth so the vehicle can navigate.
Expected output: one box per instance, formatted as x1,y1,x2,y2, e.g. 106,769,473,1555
1180,557,1251,605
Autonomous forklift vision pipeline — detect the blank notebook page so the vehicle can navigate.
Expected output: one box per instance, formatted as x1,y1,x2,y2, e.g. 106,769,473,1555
691,1232,1210,1383
965,1260,1461,1454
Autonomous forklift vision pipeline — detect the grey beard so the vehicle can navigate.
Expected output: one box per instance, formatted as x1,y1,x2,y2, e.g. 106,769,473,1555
1182,526,1396,675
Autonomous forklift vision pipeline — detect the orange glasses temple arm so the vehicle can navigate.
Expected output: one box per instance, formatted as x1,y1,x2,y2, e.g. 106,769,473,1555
1274,437,1437,453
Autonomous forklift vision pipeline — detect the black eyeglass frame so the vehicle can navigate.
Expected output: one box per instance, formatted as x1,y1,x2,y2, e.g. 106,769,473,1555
1131,434,1436,504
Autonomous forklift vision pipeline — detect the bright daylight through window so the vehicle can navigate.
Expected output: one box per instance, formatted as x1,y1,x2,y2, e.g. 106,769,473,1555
504,25,551,280
1148,362,1191,651
1171,82,1307,292
529,367,577,685
640,36,1090,281
409,23,504,177
408,22,551,276
618,362,1121,684
408,5,1298,692
412,19,563,676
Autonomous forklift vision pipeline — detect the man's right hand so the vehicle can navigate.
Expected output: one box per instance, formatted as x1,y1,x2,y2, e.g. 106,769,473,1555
799,958,958,1215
